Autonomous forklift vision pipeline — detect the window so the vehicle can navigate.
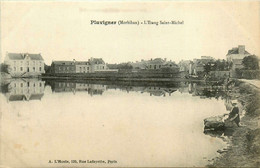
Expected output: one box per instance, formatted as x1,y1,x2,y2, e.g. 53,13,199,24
27,61,29,66
21,83,23,87
14,67,16,71
20,67,23,71
103,66,104,69
159,65,161,68
87,67,89,70
150,65,152,69
39,67,42,71
33,67,35,71
154,65,156,69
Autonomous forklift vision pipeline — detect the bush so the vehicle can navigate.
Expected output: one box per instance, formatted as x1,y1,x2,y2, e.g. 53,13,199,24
0,63,9,73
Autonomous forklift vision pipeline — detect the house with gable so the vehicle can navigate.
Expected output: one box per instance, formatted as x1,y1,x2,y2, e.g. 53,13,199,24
4,52,45,77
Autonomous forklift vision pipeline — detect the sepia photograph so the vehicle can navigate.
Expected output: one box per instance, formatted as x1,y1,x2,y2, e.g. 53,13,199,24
0,1,260,167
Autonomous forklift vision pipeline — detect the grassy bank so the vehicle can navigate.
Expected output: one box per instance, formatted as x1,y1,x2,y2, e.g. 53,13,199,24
208,80,260,167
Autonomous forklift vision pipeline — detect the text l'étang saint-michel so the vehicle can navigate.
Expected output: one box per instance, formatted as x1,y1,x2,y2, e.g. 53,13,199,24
90,20,184,26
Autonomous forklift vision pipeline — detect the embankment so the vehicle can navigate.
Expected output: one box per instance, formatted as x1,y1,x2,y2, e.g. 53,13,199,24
41,71,206,82
208,80,260,167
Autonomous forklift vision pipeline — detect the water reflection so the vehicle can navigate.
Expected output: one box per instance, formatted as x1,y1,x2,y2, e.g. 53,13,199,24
3,78,45,102
0,79,232,102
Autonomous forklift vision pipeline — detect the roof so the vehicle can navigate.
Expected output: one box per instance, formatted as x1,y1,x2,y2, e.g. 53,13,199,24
226,48,250,55
89,58,105,64
29,94,44,100
149,58,165,64
52,61,75,65
75,61,90,65
9,95,26,101
163,61,178,66
7,53,43,60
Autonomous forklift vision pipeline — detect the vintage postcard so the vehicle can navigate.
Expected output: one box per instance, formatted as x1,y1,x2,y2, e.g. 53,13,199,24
0,1,260,167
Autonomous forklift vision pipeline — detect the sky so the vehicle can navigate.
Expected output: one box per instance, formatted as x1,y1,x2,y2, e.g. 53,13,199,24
1,1,260,65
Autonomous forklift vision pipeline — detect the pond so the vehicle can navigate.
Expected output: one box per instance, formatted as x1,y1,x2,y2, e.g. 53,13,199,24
0,78,231,167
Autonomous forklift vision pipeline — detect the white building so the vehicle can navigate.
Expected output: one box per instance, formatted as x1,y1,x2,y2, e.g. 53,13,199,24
4,52,45,77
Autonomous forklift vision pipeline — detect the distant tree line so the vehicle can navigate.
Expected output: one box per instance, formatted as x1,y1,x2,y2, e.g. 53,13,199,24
107,63,133,69
203,59,232,74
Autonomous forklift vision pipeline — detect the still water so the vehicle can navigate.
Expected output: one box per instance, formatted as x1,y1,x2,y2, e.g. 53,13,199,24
0,78,230,167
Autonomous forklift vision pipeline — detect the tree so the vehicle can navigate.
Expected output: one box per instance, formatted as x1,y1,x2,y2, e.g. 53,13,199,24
107,63,133,69
0,63,9,73
204,62,216,74
242,55,259,70
44,64,51,74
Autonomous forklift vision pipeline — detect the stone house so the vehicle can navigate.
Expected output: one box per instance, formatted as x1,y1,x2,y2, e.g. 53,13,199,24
75,61,91,73
226,45,251,70
162,61,179,70
88,58,107,72
4,52,45,77
51,58,108,74
51,61,76,73
147,58,165,70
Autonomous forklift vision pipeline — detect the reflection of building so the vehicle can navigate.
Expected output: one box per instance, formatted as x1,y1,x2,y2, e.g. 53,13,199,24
226,45,251,70
4,52,45,77
144,86,176,97
76,83,106,95
50,81,106,96
5,79,45,102
52,82,76,92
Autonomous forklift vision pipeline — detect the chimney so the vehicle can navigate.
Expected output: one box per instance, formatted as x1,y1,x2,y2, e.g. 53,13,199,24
151,58,153,61
238,45,245,54
164,58,167,62
73,59,76,63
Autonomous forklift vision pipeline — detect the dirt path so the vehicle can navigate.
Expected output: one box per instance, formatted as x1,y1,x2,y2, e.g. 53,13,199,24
208,80,260,167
